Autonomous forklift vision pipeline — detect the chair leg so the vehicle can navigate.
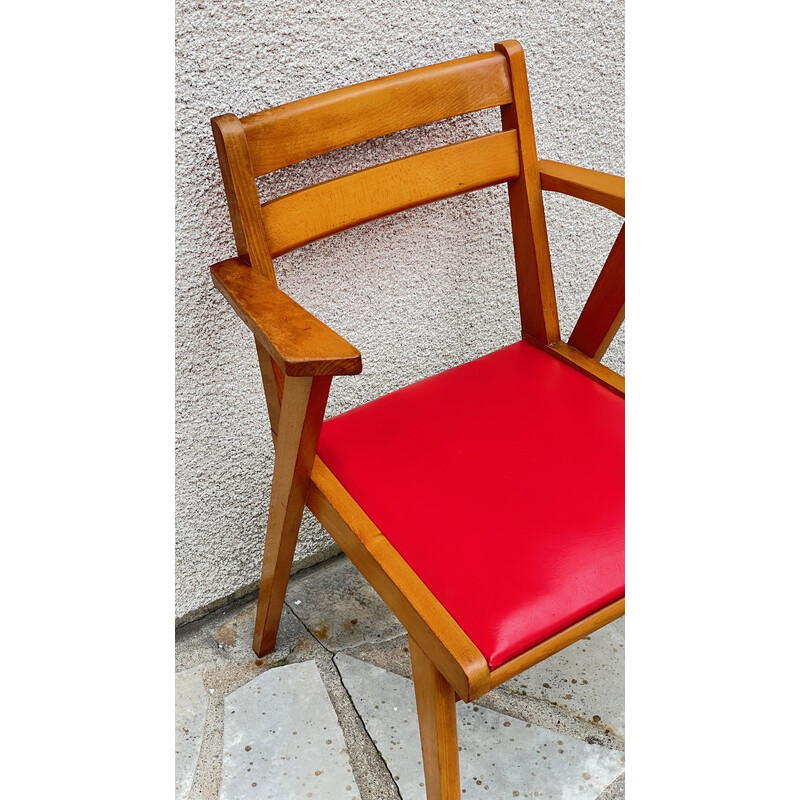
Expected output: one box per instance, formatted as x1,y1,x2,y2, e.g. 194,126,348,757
254,340,284,436
409,636,461,800
252,374,331,656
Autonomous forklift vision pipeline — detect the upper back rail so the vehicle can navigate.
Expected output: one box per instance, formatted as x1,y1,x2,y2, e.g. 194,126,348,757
240,51,512,177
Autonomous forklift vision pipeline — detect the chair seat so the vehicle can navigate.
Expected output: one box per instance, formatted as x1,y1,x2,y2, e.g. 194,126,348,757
316,340,624,670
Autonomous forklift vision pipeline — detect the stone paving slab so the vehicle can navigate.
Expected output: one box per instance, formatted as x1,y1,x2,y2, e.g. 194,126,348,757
177,553,624,799
285,555,405,650
176,664,209,800
503,619,625,738
336,633,623,767
335,653,624,800
220,659,362,800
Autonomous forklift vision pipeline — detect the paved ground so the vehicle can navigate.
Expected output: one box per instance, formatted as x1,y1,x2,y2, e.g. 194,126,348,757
176,554,625,799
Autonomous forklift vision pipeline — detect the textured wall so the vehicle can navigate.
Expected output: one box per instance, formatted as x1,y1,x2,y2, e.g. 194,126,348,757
176,0,624,624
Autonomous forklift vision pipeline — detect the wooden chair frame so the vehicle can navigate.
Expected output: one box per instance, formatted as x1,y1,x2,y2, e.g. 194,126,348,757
208,40,624,800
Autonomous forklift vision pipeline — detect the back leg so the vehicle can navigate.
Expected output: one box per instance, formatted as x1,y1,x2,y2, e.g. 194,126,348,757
409,635,461,800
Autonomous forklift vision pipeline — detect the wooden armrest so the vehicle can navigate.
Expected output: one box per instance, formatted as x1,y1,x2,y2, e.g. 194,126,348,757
210,257,362,377
538,160,624,217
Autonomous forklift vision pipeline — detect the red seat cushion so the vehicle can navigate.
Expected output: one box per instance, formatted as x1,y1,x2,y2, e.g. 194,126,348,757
316,341,624,669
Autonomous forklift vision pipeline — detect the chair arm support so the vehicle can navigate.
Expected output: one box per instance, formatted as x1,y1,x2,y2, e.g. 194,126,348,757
210,257,362,377
538,160,624,217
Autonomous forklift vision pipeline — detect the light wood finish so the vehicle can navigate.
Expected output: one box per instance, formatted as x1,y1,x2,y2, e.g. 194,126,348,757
409,636,461,800
539,159,625,217
307,456,491,702
488,598,625,689
262,131,520,257
241,51,512,176
211,257,362,377
593,305,625,362
524,336,625,397
211,114,276,282
496,40,560,346
535,154,626,370
254,340,284,436
253,375,332,656
308,452,625,703
569,224,625,360
208,40,625,800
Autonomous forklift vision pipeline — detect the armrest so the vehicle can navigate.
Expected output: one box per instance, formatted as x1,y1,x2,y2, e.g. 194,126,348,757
210,257,362,377
538,160,624,217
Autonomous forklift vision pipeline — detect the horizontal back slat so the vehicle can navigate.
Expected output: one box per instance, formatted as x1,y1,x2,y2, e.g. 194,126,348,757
241,51,512,176
262,131,520,257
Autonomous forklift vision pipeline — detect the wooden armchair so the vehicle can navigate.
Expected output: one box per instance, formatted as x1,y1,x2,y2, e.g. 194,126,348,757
208,40,624,800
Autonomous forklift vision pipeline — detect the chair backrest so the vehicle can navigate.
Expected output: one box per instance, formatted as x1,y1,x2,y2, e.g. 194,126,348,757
211,41,562,346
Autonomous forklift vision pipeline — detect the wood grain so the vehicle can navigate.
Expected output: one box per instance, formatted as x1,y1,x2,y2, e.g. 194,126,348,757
539,159,625,217
307,456,491,702
253,375,332,656
211,257,362,377
211,114,276,281
254,339,284,436
261,131,520,256
523,335,625,396
208,45,627,788
593,304,625,362
241,51,512,176
409,636,461,800
495,40,560,345
489,598,625,688
569,224,625,360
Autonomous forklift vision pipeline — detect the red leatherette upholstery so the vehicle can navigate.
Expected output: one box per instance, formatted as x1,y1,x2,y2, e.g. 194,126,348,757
316,341,624,669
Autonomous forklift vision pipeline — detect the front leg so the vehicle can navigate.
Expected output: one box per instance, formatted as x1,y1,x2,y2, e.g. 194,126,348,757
252,374,331,656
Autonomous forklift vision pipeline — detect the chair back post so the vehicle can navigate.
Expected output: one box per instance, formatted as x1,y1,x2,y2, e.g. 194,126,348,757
496,41,560,346
211,113,277,284
212,115,285,434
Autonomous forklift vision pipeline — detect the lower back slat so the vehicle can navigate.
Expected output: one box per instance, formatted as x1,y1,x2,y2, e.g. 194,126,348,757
262,131,520,257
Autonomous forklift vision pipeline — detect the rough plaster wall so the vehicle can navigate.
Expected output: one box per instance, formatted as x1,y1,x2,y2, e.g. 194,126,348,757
176,0,624,624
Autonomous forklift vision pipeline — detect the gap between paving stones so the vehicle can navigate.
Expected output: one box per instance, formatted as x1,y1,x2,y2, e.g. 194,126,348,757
177,579,404,799
335,654,624,800
220,659,362,800
284,597,623,799
285,600,404,800
180,604,311,800
177,555,623,800
285,556,623,746
343,634,625,757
